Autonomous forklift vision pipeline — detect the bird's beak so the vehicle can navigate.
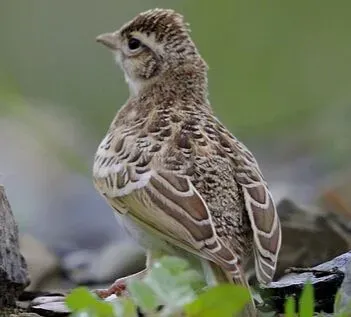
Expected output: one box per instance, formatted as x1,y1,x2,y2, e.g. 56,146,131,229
96,32,118,50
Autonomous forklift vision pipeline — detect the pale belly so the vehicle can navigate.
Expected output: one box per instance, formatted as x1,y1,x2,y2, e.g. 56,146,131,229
115,212,177,254
116,212,205,274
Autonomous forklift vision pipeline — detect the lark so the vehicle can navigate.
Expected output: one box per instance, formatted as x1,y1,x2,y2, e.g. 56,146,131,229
93,8,281,315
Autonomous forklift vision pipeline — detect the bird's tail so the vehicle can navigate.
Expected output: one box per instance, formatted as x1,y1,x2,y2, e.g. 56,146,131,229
207,261,257,317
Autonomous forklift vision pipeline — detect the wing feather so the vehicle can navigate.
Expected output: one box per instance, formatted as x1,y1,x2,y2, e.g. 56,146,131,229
131,171,242,276
94,116,281,285
211,117,281,284
231,140,281,284
95,148,243,277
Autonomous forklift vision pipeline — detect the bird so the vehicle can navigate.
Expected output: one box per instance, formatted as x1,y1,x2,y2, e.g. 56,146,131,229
93,8,281,315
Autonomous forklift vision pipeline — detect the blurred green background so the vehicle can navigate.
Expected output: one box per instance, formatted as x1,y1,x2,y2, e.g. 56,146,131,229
0,1,351,238
2,0,351,135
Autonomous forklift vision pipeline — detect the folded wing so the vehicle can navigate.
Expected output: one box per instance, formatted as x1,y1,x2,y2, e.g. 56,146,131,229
229,138,282,284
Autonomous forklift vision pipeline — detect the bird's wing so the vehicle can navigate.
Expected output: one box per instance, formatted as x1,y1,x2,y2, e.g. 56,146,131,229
221,129,282,284
130,171,242,278
94,132,243,278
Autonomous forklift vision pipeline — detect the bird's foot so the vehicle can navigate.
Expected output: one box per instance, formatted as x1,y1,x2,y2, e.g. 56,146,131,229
95,280,128,299
94,269,147,299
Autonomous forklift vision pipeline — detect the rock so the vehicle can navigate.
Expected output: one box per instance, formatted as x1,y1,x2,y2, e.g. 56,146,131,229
246,199,350,283
61,241,145,284
10,313,42,317
0,185,30,306
262,251,351,313
30,296,69,317
38,173,126,257
0,307,27,317
19,292,66,302
28,294,147,317
31,297,67,307
20,234,60,291
275,199,350,279
16,291,67,311
0,111,126,264
334,259,351,314
319,169,351,223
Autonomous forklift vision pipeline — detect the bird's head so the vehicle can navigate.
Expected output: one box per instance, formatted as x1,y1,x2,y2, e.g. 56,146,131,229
96,8,207,95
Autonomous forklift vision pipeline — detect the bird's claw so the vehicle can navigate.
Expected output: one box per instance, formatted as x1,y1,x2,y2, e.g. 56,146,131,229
94,281,128,299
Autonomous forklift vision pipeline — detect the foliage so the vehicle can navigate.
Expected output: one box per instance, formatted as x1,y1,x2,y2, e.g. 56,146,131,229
283,281,351,317
65,256,250,317
66,257,351,317
185,284,250,317
283,282,315,317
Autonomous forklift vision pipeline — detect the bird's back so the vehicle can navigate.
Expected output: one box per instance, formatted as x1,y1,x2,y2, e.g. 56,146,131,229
94,92,253,260
157,104,254,260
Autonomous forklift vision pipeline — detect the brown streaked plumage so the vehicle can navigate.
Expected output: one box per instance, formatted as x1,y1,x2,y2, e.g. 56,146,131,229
94,8,281,315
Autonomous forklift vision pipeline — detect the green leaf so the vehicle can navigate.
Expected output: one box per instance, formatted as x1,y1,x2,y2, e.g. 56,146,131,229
128,279,159,313
111,298,138,317
156,256,205,292
65,287,97,311
336,313,350,317
65,287,115,317
145,263,180,299
184,284,250,317
145,262,197,303
299,282,314,317
284,296,296,317
142,260,199,316
121,298,138,317
158,256,190,273
92,300,115,317
333,293,351,317
334,290,342,313
70,312,95,317
176,269,205,291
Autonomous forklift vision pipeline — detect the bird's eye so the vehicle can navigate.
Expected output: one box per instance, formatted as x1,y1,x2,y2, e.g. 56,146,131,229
128,38,141,50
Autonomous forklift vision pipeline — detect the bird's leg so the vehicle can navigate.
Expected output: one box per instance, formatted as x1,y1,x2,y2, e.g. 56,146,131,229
95,269,147,298
95,250,153,299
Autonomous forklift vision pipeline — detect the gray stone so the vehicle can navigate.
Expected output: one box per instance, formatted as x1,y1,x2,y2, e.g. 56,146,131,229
30,296,69,317
334,259,351,314
61,240,145,284
0,185,30,306
261,251,351,314
20,234,60,292
246,199,350,284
